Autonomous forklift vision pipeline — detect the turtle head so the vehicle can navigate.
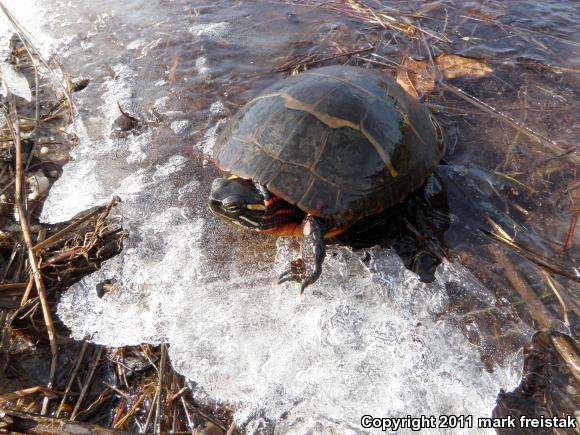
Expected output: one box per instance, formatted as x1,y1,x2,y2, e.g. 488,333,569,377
209,176,301,232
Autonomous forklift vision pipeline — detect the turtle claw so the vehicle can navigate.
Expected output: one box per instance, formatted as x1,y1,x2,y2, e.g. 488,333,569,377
278,257,322,294
278,216,326,294
278,259,307,285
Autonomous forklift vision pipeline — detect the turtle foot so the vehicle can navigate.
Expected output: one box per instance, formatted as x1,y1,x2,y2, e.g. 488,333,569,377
278,258,321,294
277,215,326,294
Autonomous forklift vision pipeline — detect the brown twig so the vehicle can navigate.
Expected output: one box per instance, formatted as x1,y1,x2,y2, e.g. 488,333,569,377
55,341,89,417
0,407,129,434
70,346,103,421
3,96,58,416
154,343,167,434
488,245,554,329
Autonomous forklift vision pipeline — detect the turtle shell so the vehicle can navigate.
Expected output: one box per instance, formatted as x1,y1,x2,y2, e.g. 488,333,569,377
213,65,445,221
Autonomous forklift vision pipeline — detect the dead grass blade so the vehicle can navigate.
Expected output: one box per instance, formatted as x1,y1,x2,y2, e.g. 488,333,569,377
70,346,103,421
2,96,58,416
327,0,449,42
488,245,554,329
55,341,89,417
440,81,580,165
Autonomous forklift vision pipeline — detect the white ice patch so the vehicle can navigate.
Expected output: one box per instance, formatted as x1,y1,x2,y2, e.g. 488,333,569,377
57,228,523,433
195,56,210,77
209,100,225,115
170,119,190,135
198,118,226,155
189,22,230,40
0,62,32,101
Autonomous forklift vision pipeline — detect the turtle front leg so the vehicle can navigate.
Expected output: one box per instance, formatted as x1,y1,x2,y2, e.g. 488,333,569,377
278,215,326,293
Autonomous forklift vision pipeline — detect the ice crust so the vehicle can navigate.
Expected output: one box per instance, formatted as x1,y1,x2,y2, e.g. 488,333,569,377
1,0,523,432
58,233,523,433
0,62,32,101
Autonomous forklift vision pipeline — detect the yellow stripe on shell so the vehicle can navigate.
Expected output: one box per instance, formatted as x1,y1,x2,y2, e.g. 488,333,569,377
280,93,399,178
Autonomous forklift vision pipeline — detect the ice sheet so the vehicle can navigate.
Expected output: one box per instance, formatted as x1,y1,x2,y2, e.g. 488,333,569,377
58,233,523,433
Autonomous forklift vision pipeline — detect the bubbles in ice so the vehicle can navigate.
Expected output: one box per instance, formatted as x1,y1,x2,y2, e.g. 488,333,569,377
189,22,230,40
170,119,190,135
195,56,210,77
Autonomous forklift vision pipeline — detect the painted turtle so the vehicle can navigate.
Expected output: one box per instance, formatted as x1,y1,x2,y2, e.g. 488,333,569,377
209,65,445,292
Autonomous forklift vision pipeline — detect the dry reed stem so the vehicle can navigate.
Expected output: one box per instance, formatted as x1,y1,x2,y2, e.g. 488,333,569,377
55,341,89,417
0,386,48,403
0,407,129,434
3,96,58,416
142,387,159,434
488,245,554,329
70,347,103,421
0,282,27,290
179,395,195,435
154,343,167,433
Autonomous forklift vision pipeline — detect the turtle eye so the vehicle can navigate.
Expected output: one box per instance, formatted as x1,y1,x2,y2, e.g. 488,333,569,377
226,203,242,212
222,197,244,213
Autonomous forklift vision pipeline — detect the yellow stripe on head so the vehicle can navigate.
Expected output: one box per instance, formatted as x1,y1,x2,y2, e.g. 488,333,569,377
246,203,266,211
239,215,259,226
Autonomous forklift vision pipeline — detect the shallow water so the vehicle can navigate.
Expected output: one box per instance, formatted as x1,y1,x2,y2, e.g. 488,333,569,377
2,0,578,433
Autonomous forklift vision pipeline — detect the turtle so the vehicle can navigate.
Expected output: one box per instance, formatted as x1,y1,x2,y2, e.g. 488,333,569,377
209,65,445,292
